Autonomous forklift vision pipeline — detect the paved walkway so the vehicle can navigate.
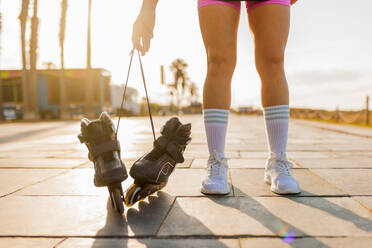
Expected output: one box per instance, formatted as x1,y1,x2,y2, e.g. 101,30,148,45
0,115,371,248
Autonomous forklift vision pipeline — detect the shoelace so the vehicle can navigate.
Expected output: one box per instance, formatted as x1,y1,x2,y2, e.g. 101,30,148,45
276,158,294,176
207,151,227,178
207,163,220,178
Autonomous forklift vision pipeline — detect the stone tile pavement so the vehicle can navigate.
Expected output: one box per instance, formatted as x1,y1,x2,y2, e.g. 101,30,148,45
0,115,371,247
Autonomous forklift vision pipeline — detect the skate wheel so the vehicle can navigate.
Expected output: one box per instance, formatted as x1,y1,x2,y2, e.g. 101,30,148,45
125,184,142,207
110,188,124,214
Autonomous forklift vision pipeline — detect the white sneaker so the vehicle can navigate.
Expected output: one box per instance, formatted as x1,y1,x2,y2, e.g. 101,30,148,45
201,150,230,195
264,153,301,194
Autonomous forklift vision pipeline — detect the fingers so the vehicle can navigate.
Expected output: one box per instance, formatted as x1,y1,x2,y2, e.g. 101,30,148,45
132,31,141,52
141,33,152,56
132,34,153,56
132,16,154,56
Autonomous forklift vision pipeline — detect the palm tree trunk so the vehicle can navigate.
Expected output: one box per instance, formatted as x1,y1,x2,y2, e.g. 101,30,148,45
59,0,68,119
19,0,32,120
29,0,39,119
85,0,94,117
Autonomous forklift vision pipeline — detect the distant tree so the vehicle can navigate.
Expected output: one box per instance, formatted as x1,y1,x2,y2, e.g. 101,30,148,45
59,0,68,119
189,82,199,104
42,61,57,69
169,58,190,111
19,0,32,119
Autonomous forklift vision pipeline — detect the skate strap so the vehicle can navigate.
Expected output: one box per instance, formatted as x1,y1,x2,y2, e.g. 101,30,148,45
90,140,121,159
116,49,156,142
154,137,185,163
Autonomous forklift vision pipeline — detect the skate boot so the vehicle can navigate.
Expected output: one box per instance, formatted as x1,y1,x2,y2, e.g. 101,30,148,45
78,112,128,214
125,117,191,206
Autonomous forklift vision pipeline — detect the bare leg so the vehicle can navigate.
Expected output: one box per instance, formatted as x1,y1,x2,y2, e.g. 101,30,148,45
199,4,239,195
248,5,300,194
199,5,240,109
248,4,290,107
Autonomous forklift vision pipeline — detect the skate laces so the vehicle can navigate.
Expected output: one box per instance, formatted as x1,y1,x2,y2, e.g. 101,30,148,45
207,150,227,178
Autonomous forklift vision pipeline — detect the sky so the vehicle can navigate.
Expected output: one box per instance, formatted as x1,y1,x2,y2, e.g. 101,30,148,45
1,0,372,110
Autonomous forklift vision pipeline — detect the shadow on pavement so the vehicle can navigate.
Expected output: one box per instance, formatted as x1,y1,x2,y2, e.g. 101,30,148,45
287,190,372,232
92,192,230,248
208,186,331,248
127,191,230,248
92,198,128,248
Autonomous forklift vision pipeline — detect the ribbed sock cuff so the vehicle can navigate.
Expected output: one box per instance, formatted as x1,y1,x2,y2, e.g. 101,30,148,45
263,105,290,120
204,108,229,125
204,108,229,157
263,105,289,156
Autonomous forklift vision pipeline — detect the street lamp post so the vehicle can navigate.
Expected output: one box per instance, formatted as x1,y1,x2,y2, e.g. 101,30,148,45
85,0,94,117
59,0,69,119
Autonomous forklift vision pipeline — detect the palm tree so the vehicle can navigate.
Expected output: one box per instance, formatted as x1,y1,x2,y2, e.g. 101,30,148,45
19,0,32,119
29,0,39,119
85,0,94,117
189,82,199,105
169,58,189,111
59,0,68,119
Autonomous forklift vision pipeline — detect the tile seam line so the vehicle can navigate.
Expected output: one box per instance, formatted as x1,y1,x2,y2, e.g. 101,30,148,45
188,158,195,168
303,166,372,212
0,167,77,169
0,169,69,198
307,167,351,196
290,159,351,196
352,196,372,213
4,194,353,198
53,237,68,248
164,195,353,198
238,237,243,248
289,159,372,170
154,196,177,235
294,121,372,139
0,235,359,239
229,170,235,196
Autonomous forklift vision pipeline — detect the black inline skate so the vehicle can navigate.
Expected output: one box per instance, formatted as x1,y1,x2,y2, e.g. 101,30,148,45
78,112,128,214
125,117,192,206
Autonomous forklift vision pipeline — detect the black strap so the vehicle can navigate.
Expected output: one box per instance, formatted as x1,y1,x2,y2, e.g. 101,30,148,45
115,49,156,142
91,140,121,159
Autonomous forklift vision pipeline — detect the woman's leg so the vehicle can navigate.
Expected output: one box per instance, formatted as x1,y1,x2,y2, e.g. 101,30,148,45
248,4,289,108
248,4,300,194
249,4,290,157
198,3,239,194
199,4,239,110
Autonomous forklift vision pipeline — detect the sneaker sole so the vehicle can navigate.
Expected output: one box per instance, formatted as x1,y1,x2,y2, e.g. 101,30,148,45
200,187,230,195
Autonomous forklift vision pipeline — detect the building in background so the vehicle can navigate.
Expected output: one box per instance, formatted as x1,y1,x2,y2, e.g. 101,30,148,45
0,68,111,119
110,84,140,116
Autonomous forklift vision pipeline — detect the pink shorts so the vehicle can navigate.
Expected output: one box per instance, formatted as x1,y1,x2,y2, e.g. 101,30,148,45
198,0,291,12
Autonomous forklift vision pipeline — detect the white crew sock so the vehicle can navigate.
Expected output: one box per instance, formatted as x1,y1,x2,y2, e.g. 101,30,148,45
263,105,290,157
204,108,229,158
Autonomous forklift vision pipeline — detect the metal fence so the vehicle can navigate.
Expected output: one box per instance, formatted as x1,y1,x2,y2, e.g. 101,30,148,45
290,96,370,126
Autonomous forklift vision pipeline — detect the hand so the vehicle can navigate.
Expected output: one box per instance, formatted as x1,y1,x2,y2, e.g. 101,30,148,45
132,9,156,56
291,0,298,5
